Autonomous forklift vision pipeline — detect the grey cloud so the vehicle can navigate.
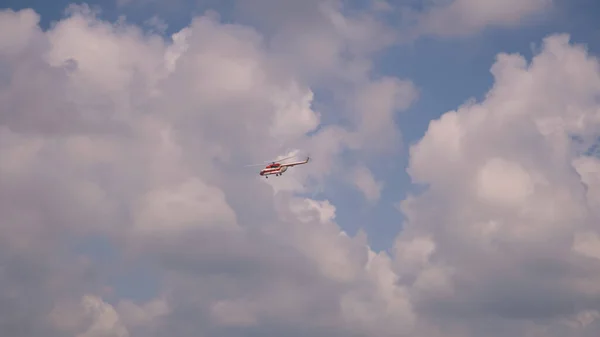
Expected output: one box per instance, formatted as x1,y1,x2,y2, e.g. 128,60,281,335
406,0,552,38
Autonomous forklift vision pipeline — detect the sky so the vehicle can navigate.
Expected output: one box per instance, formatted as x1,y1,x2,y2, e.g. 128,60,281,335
1,0,600,337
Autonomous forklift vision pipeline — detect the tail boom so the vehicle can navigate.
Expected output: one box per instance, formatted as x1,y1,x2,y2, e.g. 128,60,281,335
281,156,310,167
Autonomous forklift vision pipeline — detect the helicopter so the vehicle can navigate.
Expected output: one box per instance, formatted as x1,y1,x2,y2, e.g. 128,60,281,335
246,155,310,178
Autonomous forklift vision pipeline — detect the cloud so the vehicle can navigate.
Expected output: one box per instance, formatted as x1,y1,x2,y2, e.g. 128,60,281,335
349,166,384,203
399,0,553,38
396,34,600,336
232,0,398,84
0,4,415,337
119,0,552,43
2,3,600,337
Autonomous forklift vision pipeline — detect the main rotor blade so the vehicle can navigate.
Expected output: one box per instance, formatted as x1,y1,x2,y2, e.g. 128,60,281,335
273,154,297,163
243,154,297,167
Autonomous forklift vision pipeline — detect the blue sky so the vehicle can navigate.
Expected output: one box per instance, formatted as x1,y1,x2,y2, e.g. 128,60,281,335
4,0,599,253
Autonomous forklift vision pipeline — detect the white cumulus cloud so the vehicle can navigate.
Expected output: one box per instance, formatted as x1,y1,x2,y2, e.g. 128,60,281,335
396,33,600,337
0,3,415,337
412,0,553,37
